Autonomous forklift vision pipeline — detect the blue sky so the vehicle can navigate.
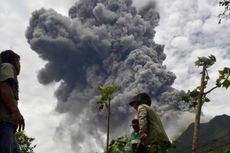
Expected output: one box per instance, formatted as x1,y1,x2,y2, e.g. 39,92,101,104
0,0,229,153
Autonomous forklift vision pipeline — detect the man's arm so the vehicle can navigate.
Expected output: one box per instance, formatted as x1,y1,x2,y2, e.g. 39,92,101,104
138,105,147,133
0,81,24,132
138,105,148,141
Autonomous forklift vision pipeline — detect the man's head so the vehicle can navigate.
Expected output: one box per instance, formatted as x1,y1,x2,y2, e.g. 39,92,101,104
0,50,21,75
131,119,139,132
129,92,151,110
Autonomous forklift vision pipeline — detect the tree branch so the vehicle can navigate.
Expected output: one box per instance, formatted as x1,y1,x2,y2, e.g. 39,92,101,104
204,70,230,95
204,85,219,95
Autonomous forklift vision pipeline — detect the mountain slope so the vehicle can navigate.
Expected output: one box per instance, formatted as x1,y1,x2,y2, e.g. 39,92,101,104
171,114,230,153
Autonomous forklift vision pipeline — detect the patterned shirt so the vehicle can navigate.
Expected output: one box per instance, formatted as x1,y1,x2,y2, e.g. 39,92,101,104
138,104,169,145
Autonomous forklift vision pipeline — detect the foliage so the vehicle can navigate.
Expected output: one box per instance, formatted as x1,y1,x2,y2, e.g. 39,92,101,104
96,84,118,153
104,136,132,153
223,144,230,153
154,141,173,153
207,144,230,153
104,136,173,153
219,0,230,23
182,55,230,108
16,131,36,153
96,85,118,111
182,55,230,153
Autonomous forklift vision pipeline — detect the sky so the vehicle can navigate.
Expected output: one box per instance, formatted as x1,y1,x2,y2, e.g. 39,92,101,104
0,0,229,153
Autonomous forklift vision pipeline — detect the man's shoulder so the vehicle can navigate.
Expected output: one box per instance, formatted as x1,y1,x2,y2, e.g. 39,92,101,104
138,104,149,110
1,63,14,69
0,63,15,73
0,63,15,81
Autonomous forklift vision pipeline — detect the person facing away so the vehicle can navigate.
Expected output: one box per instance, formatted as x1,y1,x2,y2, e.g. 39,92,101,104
0,50,25,153
129,93,170,153
130,118,147,153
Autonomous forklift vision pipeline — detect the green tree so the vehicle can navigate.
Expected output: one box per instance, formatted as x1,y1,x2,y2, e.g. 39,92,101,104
96,85,118,153
219,0,230,23
182,55,230,153
16,131,36,153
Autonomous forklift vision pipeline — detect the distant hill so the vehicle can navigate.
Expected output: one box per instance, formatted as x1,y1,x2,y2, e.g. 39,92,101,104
171,114,230,153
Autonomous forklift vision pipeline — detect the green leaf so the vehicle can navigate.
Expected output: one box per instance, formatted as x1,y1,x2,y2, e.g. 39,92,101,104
224,1,230,6
16,131,36,153
223,80,230,89
204,97,210,102
204,80,208,86
201,97,210,106
220,75,226,80
209,54,216,62
195,55,216,67
96,85,118,110
98,105,104,111
224,67,230,73
189,102,198,108
195,86,201,92
216,78,222,87
219,70,225,76
190,90,199,98
182,95,190,103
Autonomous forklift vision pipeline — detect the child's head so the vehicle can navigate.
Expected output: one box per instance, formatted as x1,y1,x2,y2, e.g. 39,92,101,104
131,119,139,132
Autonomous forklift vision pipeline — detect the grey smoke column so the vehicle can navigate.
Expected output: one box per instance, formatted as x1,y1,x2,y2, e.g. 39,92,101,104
26,0,184,152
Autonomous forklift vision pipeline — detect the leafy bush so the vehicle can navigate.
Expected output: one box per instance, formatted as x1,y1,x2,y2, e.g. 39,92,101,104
104,136,132,153
16,131,36,153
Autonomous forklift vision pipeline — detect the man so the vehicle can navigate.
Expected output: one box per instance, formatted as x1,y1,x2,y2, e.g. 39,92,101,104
0,50,25,153
129,93,170,153
130,119,147,153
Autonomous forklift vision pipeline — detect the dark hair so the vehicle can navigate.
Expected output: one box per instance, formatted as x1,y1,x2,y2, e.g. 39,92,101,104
0,50,20,100
132,119,139,125
0,50,20,63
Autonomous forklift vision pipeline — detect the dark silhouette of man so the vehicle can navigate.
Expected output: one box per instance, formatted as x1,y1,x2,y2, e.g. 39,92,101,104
0,50,25,153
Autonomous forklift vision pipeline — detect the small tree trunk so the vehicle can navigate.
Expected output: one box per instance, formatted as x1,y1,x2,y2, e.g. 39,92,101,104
192,65,206,153
106,99,111,153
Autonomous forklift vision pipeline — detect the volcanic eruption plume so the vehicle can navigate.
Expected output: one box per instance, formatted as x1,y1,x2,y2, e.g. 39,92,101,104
26,0,185,152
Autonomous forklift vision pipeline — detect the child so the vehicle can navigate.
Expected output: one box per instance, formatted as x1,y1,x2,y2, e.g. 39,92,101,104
130,119,147,153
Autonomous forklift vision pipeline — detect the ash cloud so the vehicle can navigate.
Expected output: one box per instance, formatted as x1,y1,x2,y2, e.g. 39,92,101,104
26,0,186,152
